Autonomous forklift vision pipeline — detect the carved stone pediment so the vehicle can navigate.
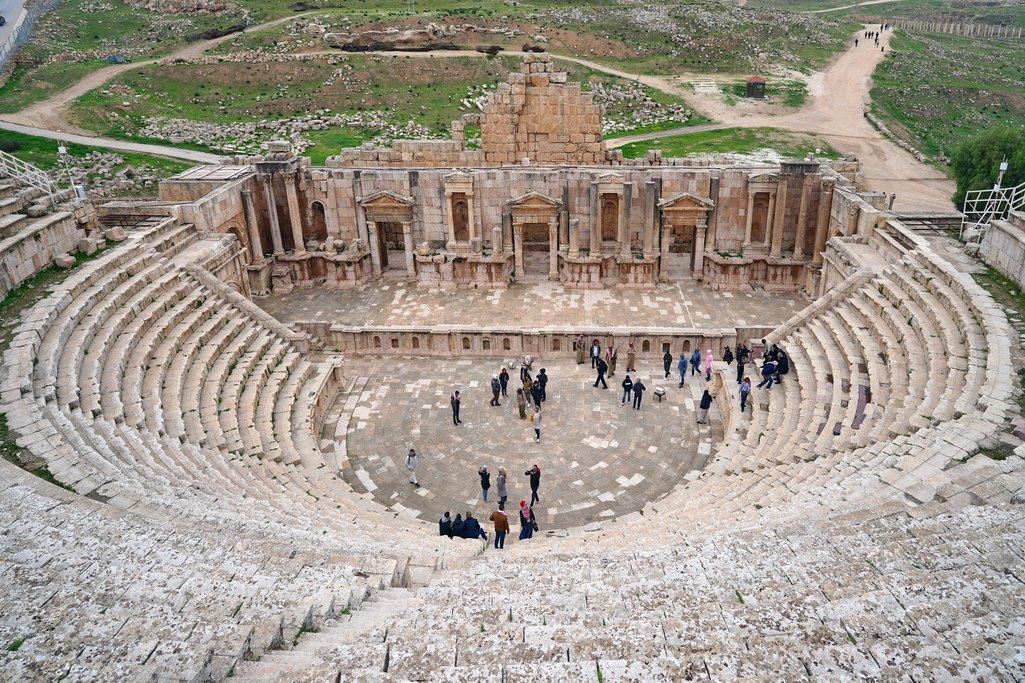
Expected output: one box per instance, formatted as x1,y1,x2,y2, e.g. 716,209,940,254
507,191,562,210
359,190,414,223
359,190,414,208
658,192,714,211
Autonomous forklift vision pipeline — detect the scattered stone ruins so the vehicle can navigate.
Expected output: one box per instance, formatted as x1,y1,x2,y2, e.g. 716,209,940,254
0,54,1024,681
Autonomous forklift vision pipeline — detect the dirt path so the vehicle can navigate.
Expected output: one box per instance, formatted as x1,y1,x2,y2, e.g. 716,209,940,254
811,0,901,14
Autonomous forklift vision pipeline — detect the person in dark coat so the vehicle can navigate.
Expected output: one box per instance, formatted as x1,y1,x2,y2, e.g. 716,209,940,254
464,511,487,541
531,380,543,406
621,374,634,406
451,513,467,539
757,360,778,390
479,466,491,503
490,375,502,406
594,358,608,389
525,465,541,506
663,350,673,379
723,346,734,365
632,379,646,410
451,390,462,425
498,368,510,397
698,389,713,424
439,511,452,537
690,350,702,376
537,369,548,402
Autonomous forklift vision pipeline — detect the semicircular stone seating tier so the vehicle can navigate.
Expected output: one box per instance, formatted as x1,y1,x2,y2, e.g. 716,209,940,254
1,217,1021,681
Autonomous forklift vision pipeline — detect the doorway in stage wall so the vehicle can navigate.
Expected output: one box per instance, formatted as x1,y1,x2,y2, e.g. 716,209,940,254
520,222,550,278
664,224,694,278
379,221,405,273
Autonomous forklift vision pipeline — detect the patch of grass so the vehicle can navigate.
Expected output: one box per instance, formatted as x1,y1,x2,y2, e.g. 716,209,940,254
0,129,191,178
619,127,838,161
6,638,25,651
303,127,373,164
976,446,1010,462
734,589,745,604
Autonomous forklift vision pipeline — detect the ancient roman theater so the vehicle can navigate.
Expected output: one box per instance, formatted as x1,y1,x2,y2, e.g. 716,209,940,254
1,53,1023,681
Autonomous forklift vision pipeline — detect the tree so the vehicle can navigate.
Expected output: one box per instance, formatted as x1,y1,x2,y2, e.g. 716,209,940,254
950,126,1025,209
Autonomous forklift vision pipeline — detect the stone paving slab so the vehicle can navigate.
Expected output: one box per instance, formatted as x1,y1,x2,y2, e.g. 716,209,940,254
324,358,723,532
259,281,808,330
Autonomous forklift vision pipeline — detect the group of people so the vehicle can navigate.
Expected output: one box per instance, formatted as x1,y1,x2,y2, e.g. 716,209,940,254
855,24,889,52
440,464,542,549
735,340,790,413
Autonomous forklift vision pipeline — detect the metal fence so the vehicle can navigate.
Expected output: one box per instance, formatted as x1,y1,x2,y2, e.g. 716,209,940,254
0,0,61,72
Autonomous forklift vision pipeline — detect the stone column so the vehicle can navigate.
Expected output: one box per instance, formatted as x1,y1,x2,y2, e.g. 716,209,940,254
744,191,756,244
763,191,775,249
513,222,524,280
693,218,706,274
548,220,559,280
467,192,476,243
589,181,599,255
770,174,788,258
559,210,569,253
241,189,265,262
402,221,415,279
367,220,382,277
568,218,580,257
502,211,513,254
354,175,370,248
812,179,835,266
658,224,671,280
643,180,655,258
445,190,457,246
793,175,814,260
260,173,284,256
492,226,503,256
283,170,306,255
705,176,720,253
619,182,632,257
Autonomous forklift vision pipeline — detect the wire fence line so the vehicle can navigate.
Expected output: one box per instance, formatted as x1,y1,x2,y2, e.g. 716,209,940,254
0,0,61,72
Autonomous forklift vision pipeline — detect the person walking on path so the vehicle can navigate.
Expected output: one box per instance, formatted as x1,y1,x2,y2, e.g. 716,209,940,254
590,339,601,369
698,389,713,424
496,466,508,505
757,360,778,390
406,448,420,487
690,349,702,376
663,349,673,379
677,352,687,387
621,374,634,405
525,465,541,505
490,504,510,549
626,342,636,372
499,368,509,398
594,357,609,388
632,378,646,410
739,377,752,413
479,465,491,503
606,343,618,378
490,375,502,406
723,346,734,366
530,406,543,443
451,390,462,425
704,349,714,382
576,334,586,364
530,379,543,407
736,345,749,385
518,501,536,540
516,388,527,419
537,368,548,402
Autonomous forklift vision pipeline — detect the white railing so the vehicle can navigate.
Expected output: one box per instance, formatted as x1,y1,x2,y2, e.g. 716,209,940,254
0,148,60,205
960,180,1025,242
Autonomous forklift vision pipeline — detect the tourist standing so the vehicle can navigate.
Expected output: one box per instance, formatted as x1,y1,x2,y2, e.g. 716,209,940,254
451,390,462,425
530,406,543,443
576,334,586,364
537,368,548,402
496,466,508,505
723,346,734,366
525,464,541,505
594,357,609,389
521,372,533,402
479,465,491,503
516,388,527,419
632,378,646,410
518,501,536,540
739,377,752,412
606,343,618,378
499,368,509,398
406,448,420,488
677,352,687,387
590,339,601,368
621,374,634,405
530,379,543,407
736,344,749,384
704,349,714,382
626,342,636,372
490,504,509,549
663,349,673,379
698,389,713,424
490,375,502,406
